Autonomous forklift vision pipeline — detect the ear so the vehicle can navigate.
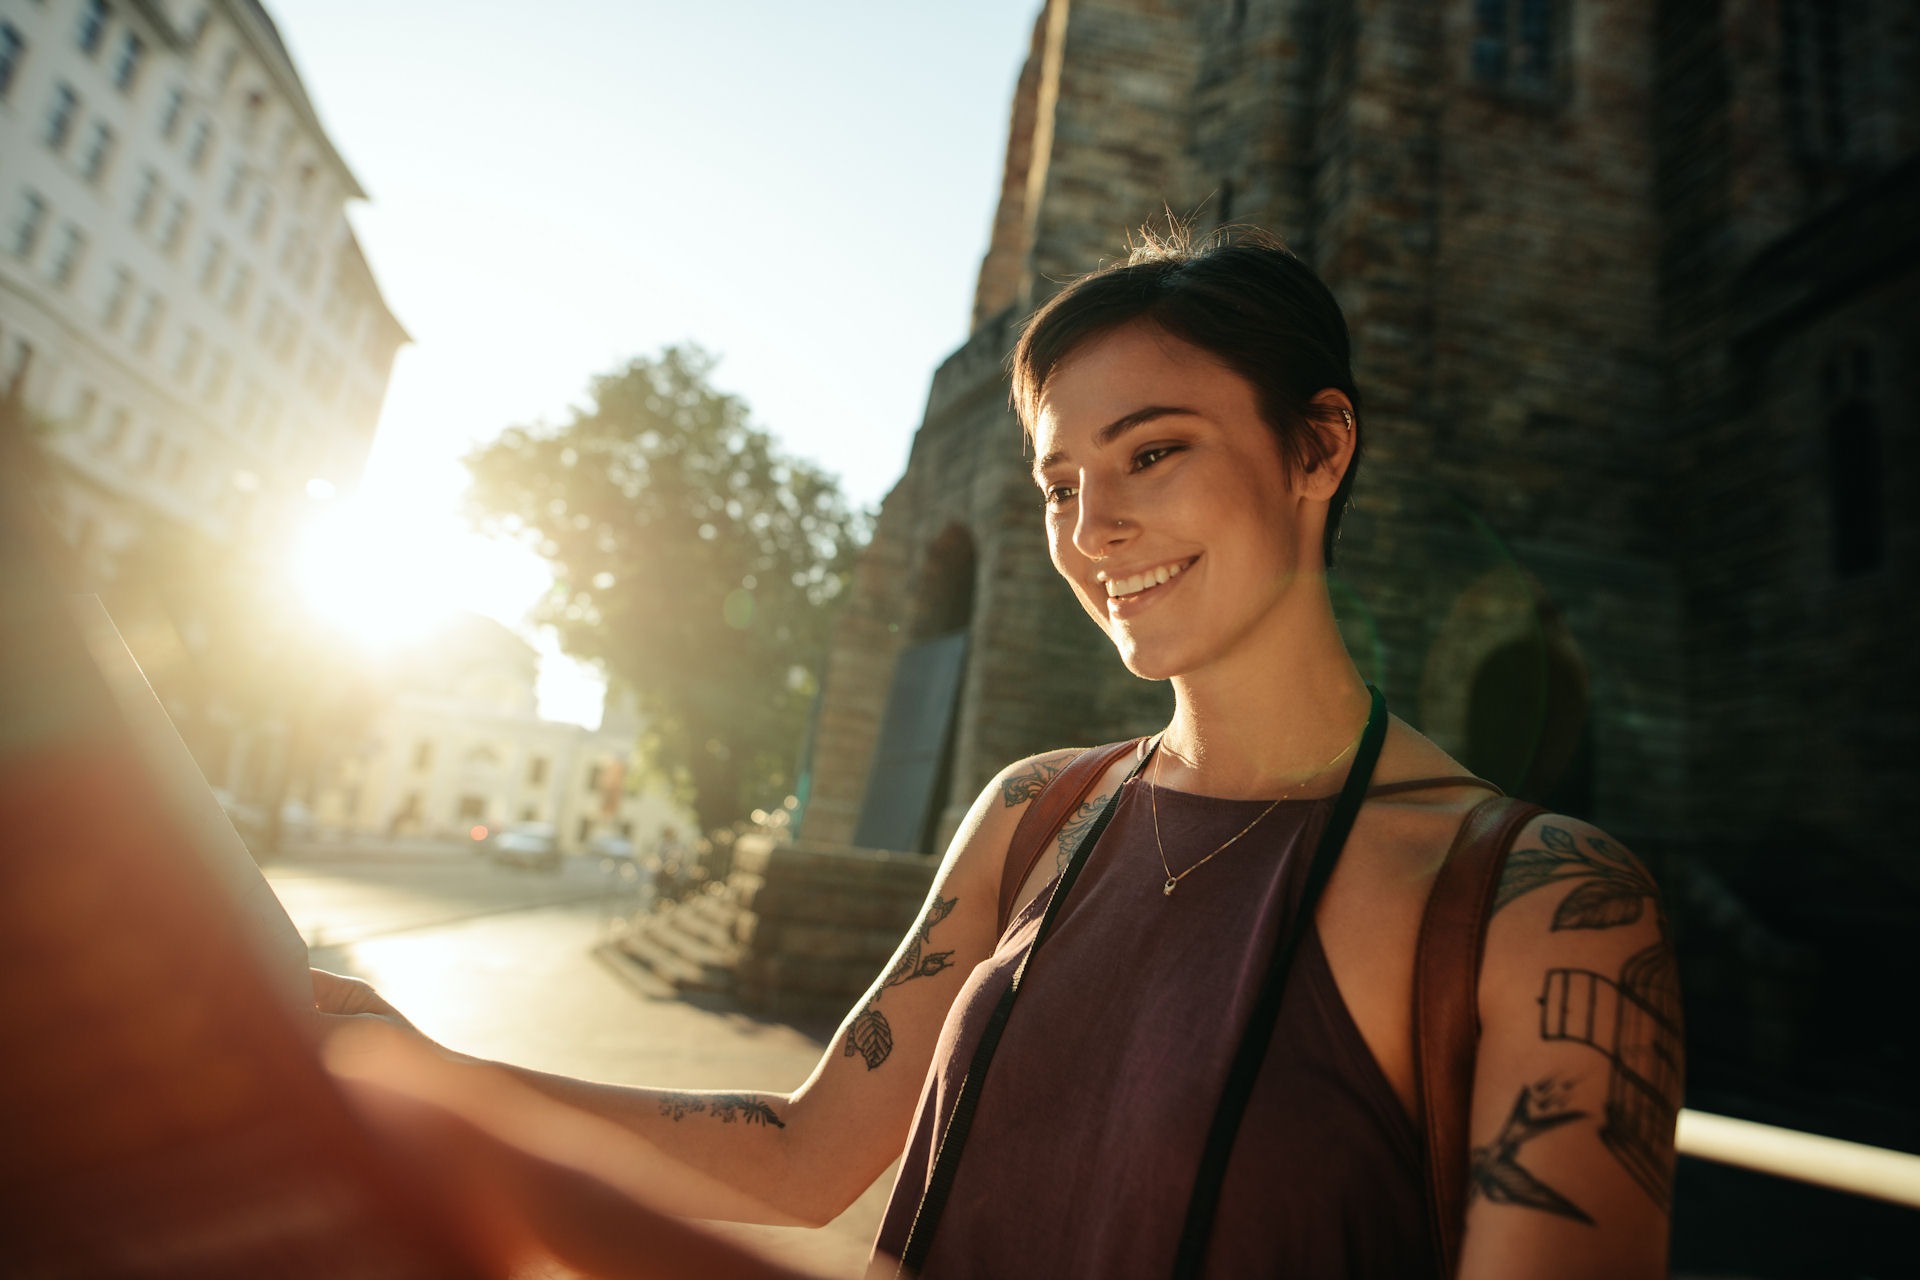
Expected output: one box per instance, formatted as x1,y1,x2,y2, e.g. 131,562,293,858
1298,388,1357,502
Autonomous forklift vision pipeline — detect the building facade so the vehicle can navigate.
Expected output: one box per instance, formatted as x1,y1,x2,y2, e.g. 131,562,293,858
317,614,690,854
0,0,404,580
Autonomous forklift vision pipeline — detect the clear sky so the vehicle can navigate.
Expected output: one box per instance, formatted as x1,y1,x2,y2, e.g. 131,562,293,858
266,0,1041,723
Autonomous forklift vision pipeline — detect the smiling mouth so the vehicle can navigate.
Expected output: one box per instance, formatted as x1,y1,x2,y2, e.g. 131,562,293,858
1101,558,1194,602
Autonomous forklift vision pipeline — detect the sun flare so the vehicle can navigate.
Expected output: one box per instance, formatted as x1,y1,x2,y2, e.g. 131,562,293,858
291,500,457,651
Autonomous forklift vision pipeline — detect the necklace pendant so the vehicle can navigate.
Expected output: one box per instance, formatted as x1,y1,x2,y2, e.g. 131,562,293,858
1163,877,1178,896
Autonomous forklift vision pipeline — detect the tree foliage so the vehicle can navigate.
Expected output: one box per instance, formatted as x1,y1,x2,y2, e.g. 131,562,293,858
464,346,867,832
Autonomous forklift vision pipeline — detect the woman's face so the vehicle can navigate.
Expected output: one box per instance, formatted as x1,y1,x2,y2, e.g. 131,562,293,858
1030,321,1334,682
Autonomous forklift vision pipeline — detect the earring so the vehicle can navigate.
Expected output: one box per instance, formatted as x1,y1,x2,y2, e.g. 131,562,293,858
1341,408,1353,432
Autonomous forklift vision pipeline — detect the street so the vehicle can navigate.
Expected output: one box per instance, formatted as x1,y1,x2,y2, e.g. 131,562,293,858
266,840,892,1277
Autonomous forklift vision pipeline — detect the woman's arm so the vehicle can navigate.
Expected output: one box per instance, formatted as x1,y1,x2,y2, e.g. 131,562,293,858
314,750,1082,1229
1454,814,1685,1279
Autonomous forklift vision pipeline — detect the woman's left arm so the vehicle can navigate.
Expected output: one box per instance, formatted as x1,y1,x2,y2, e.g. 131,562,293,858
1455,814,1685,1280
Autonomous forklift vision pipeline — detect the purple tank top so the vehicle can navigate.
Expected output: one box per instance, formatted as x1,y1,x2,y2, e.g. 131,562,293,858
873,775,1472,1278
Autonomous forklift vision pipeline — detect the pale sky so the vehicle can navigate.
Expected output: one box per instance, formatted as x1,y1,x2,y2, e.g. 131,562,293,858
267,0,1041,724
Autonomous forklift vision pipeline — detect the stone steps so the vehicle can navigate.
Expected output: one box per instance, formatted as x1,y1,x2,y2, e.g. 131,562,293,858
615,894,743,996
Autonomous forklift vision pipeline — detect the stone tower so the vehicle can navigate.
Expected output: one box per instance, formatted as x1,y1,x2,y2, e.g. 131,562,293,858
710,1,1918,1165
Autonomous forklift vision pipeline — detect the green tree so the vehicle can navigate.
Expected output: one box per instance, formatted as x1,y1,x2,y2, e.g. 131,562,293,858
464,346,867,833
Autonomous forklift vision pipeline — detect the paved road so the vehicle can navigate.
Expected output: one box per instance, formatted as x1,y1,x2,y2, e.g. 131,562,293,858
267,843,892,1277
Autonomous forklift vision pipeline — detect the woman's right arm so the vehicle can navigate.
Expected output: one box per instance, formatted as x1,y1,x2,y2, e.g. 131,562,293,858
314,750,1081,1229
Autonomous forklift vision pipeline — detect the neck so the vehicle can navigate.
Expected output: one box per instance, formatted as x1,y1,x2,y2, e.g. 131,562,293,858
1159,577,1372,798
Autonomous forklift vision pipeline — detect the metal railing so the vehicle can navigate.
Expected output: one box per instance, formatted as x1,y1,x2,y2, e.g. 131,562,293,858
1677,1108,1920,1208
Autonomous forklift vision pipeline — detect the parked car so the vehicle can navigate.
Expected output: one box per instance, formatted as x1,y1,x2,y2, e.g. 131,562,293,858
211,788,269,856
486,821,561,873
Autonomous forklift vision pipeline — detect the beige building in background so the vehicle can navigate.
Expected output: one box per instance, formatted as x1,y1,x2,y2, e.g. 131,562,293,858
0,0,404,577
319,614,691,853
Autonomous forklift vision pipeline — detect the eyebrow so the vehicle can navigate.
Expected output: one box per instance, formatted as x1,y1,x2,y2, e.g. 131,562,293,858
1030,405,1200,479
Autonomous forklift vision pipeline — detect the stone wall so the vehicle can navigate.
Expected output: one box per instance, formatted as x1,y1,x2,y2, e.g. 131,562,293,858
731,2,1919,1141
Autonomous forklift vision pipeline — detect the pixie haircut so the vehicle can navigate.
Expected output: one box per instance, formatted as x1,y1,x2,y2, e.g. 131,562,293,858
1010,227,1362,567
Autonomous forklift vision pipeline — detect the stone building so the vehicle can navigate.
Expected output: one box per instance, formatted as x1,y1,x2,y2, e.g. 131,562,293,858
669,0,1916,1177
0,0,405,582
315,612,690,854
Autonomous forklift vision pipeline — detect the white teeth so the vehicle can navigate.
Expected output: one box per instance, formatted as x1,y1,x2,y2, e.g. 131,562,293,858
1103,560,1187,598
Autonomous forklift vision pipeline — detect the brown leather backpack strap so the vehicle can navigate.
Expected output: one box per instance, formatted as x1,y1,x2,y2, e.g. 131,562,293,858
995,740,1143,935
1413,794,1545,1278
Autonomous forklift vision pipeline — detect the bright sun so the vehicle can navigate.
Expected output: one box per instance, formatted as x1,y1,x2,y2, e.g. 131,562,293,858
291,499,459,651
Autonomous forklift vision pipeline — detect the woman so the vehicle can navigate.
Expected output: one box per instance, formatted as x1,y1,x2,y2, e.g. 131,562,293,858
319,230,1682,1278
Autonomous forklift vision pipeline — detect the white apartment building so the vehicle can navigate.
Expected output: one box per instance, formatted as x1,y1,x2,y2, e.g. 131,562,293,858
317,614,691,854
0,0,403,578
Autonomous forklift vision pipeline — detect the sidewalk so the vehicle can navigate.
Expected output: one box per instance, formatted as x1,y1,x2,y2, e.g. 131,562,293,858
303,892,892,1277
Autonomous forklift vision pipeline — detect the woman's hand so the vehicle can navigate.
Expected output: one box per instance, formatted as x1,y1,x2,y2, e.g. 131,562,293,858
310,967,419,1033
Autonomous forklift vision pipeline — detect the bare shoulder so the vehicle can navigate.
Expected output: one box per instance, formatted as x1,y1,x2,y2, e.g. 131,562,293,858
991,748,1088,811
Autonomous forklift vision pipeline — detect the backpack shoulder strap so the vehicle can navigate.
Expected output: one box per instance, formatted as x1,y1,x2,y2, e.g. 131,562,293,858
1413,794,1545,1278
994,740,1142,935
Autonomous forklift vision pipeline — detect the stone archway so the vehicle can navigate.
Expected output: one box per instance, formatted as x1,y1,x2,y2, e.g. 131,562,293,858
1421,566,1594,812
850,525,978,853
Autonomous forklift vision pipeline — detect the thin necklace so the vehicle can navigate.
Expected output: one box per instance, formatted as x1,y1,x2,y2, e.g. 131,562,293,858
1148,725,1365,897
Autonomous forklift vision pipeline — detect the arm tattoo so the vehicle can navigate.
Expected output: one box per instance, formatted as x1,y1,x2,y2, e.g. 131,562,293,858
657,1092,786,1128
1055,795,1106,872
1539,943,1684,1210
1470,1078,1594,1224
1000,757,1066,807
843,893,959,1071
1501,824,1684,1210
1493,825,1661,930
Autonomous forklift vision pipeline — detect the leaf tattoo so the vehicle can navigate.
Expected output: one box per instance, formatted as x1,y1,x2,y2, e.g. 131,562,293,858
1469,1079,1594,1225
844,1007,894,1070
657,1092,786,1128
843,893,959,1071
1494,825,1659,932
1000,756,1067,807
1055,796,1105,872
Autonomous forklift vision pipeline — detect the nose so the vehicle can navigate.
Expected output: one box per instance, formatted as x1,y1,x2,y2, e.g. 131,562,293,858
1071,480,1134,561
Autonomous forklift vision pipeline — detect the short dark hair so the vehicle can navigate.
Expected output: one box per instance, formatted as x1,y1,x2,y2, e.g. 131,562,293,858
1010,227,1362,567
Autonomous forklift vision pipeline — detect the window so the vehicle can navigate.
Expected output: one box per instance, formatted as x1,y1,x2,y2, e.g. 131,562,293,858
158,85,185,139
77,0,109,56
214,44,239,93
184,118,212,171
11,190,48,261
131,290,163,352
240,87,265,141
111,30,144,92
100,265,132,329
197,236,225,290
202,348,230,403
585,764,603,793
158,195,189,254
79,120,115,182
1,335,32,397
413,740,435,771
47,223,85,288
135,429,163,474
520,804,539,823
223,159,246,212
130,168,159,229
45,83,80,153
100,406,129,451
224,262,251,315
0,23,25,103
527,756,550,786
248,188,272,240
1780,0,1863,164
165,443,190,483
172,328,202,384
70,385,97,430
1472,0,1563,100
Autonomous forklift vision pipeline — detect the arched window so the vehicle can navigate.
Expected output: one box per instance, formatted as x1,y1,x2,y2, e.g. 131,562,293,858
1822,344,1885,577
